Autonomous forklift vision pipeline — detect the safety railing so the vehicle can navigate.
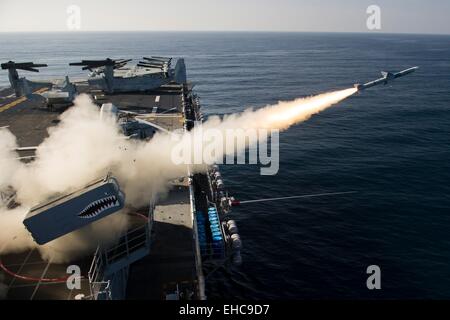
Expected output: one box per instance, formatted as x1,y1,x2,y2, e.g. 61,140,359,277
87,207,153,300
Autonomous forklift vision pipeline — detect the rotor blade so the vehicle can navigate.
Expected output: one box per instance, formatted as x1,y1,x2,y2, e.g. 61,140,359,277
143,57,167,63
114,59,131,68
141,60,165,66
81,60,108,64
19,67,40,72
137,63,163,69
138,61,164,67
70,59,115,68
151,56,171,61
13,62,34,67
115,59,132,63
143,57,166,63
2,62,47,70
237,191,358,204
138,64,162,68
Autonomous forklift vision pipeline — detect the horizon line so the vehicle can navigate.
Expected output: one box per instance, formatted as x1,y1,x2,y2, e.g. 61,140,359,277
0,30,449,36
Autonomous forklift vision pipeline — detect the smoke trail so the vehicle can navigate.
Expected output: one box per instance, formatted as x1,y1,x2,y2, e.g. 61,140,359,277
203,88,357,132
176,88,357,165
0,88,356,262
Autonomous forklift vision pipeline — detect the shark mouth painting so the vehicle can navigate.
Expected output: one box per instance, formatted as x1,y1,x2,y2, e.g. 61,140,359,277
78,195,120,219
24,175,125,245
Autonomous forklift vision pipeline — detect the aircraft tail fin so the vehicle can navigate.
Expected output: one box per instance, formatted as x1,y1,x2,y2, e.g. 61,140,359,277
174,58,187,84
381,71,395,79
22,79,32,96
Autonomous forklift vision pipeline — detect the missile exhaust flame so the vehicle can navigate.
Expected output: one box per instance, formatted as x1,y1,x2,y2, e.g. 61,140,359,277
202,88,358,133
263,88,358,130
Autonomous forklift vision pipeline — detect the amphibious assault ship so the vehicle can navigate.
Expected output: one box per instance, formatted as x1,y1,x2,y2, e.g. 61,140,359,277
0,57,242,300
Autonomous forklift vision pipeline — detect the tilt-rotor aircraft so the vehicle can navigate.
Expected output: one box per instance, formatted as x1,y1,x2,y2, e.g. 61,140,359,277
1,56,187,109
69,56,187,93
1,60,77,108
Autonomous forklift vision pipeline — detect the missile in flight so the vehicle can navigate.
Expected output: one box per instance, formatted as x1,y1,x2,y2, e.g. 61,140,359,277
354,66,419,91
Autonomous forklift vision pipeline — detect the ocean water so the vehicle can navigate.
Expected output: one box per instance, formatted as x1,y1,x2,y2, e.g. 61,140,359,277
1,32,450,299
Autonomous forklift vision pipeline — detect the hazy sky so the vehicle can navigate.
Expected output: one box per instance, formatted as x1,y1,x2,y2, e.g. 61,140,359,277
1,0,449,34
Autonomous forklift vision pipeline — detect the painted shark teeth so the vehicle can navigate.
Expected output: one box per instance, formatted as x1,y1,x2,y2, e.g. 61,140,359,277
78,195,121,219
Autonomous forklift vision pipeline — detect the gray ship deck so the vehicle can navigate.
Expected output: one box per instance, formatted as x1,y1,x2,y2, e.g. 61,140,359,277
0,84,197,300
126,178,198,299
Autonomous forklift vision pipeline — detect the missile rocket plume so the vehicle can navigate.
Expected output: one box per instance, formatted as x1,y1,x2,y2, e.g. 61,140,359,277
201,88,357,132
257,87,357,130
0,87,357,262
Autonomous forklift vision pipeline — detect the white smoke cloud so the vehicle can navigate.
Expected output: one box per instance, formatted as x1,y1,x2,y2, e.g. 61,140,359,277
0,129,20,191
0,206,35,255
0,88,356,263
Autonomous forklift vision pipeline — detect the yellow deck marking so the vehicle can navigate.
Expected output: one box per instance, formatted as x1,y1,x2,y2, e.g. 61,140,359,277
0,88,48,113
0,96,27,113
34,88,49,94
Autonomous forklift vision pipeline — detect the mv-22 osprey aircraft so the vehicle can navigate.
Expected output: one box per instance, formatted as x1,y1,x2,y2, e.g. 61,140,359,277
1,56,187,108
0,61,77,108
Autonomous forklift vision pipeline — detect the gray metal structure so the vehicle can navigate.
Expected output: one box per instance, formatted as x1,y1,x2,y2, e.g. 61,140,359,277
23,175,125,245
40,76,78,108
